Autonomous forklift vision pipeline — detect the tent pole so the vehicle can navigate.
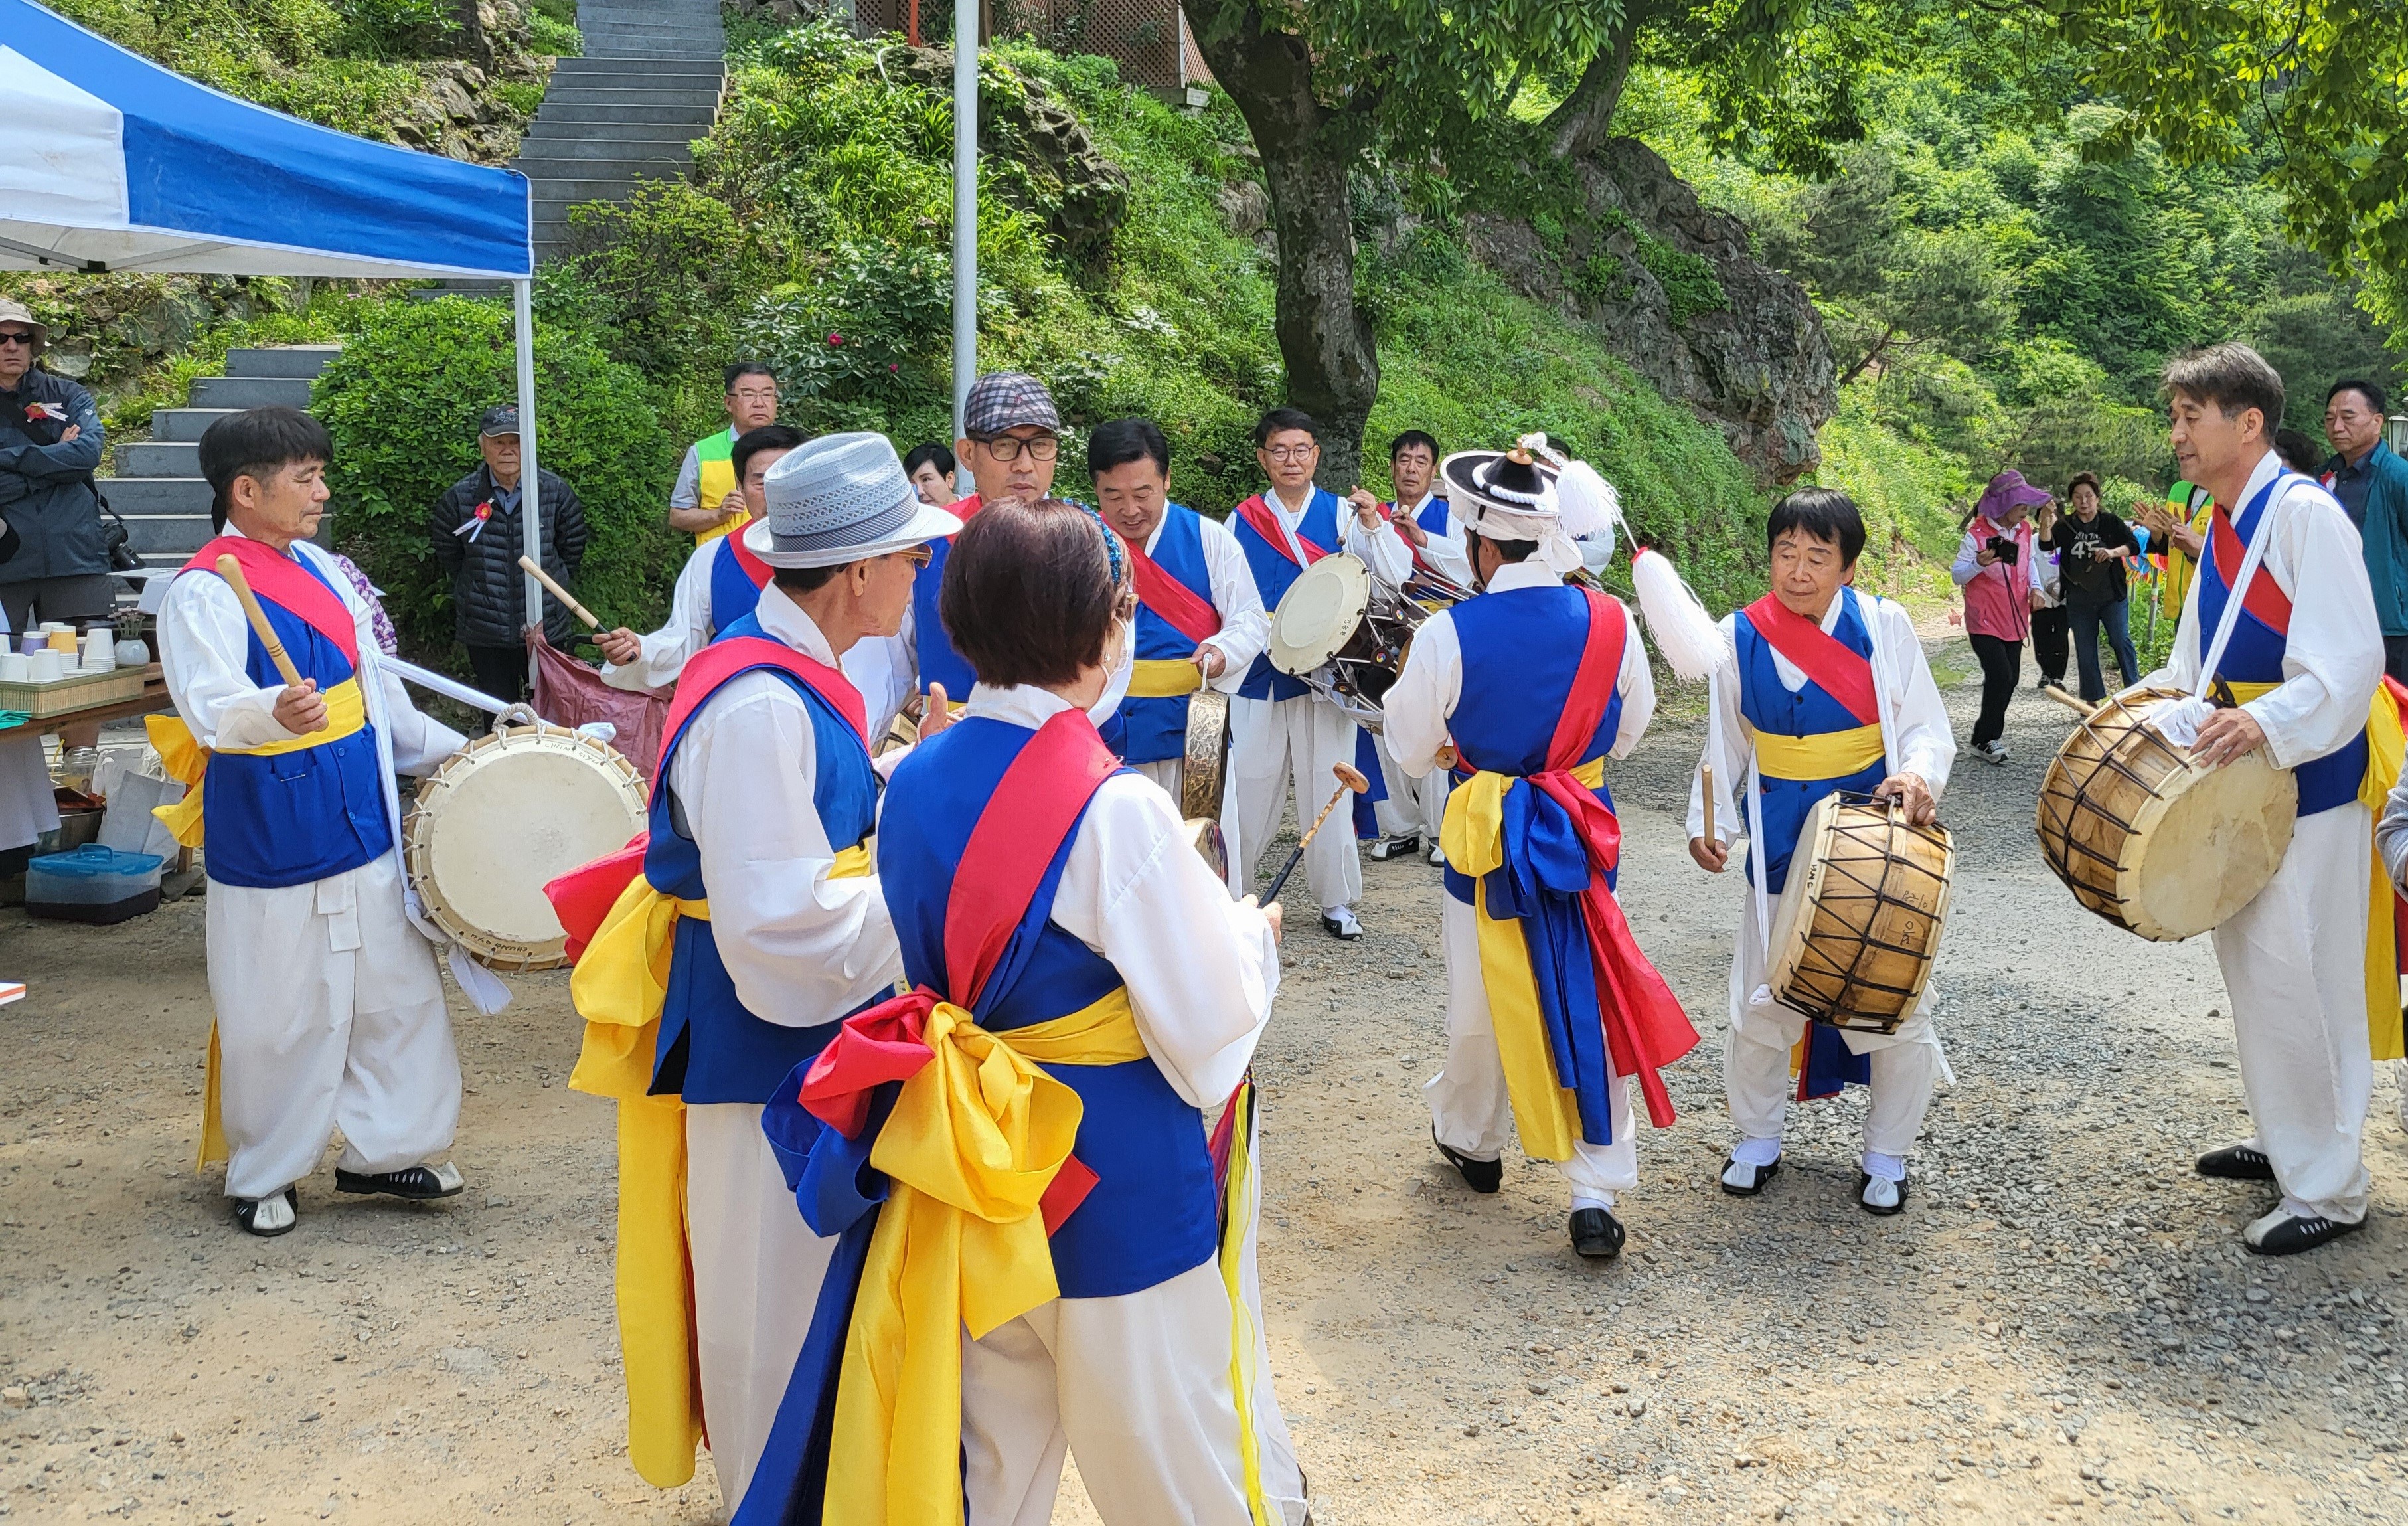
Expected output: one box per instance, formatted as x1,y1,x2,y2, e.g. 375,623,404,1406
950,0,977,491
513,276,543,693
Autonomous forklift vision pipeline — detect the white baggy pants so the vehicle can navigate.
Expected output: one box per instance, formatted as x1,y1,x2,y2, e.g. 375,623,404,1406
961,1259,1307,1526
685,1102,837,1514
206,853,459,1201
2212,802,2375,1223
1425,897,1639,1205
1226,693,1362,912
1371,728,1449,844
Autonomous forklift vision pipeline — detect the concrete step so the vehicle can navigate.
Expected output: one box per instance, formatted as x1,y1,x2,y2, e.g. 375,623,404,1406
116,507,215,555
116,441,199,477
521,120,714,144
223,345,341,379
147,408,237,443
535,101,718,124
551,55,724,78
576,22,724,41
542,86,725,106
531,182,672,207
546,67,722,90
513,139,695,166
188,375,312,410
97,477,211,515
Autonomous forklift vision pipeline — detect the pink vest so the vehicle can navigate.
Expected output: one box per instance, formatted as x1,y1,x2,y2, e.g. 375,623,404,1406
1961,517,2033,641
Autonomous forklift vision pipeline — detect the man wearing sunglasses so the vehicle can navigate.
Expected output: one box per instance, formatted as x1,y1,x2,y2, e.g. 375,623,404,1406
0,299,112,744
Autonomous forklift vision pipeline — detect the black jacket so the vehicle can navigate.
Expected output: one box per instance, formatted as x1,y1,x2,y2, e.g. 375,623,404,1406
0,366,106,582
430,465,589,647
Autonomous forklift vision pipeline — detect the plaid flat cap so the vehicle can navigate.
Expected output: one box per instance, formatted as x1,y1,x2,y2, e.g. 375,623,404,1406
962,371,1060,436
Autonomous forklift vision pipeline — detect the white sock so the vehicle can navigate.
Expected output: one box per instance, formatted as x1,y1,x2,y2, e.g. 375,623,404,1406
1571,1194,1615,1213
1860,1150,1907,1183
1732,1136,1783,1168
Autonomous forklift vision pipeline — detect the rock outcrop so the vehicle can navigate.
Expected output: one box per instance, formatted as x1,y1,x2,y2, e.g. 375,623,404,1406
1469,137,1836,484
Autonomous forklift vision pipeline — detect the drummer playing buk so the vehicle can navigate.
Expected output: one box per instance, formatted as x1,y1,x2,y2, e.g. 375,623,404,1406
1686,489,1956,1215
2142,343,2385,1256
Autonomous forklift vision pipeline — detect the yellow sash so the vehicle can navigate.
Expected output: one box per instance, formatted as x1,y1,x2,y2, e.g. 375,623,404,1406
1753,721,1885,782
1437,755,1607,1163
567,841,872,1487
151,677,368,850
694,432,739,545
824,988,1149,1526
1129,657,1204,698
185,677,377,1174
2222,680,2406,1062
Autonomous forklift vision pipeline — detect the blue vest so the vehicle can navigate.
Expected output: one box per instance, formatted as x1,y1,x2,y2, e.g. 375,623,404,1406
200,554,392,890
1390,495,1451,537
879,717,1219,1299
1233,487,1344,701
646,612,882,1106
2198,471,2366,817
910,515,977,701
1099,505,1216,764
706,536,765,639
1735,588,1889,895
1441,586,1624,906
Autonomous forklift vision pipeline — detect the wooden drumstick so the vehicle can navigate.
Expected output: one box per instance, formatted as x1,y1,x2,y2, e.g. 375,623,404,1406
2043,686,2093,717
1701,762,1716,845
216,554,303,688
517,555,602,630
1260,762,1372,904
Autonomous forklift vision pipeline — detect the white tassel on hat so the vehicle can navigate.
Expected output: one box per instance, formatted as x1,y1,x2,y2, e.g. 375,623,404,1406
1630,545,1729,680
1552,458,1620,549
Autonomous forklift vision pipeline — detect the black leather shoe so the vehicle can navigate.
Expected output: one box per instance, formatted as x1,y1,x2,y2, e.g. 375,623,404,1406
1720,1156,1780,1196
2245,1212,2365,1257
1366,832,1421,862
1569,1206,1625,1259
1858,1171,1909,1216
1433,1127,1502,1193
2196,1144,2277,1181
335,1162,464,1200
233,1187,297,1238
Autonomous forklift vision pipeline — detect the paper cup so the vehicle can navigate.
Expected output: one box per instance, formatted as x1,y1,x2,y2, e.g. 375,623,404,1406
27,650,67,682
46,630,78,654
0,653,28,683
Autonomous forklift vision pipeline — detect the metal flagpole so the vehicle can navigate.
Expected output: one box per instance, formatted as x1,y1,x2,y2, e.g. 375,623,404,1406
512,275,543,694
951,0,977,491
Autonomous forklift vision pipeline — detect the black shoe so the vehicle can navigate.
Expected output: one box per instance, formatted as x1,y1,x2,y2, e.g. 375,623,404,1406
1720,1156,1780,1196
1319,907,1363,940
2196,1144,2277,1181
2244,1212,2365,1257
335,1162,465,1200
1569,1206,1625,1259
1857,1171,1909,1216
1433,1127,1502,1193
234,1187,297,1238
1365,832,1421,862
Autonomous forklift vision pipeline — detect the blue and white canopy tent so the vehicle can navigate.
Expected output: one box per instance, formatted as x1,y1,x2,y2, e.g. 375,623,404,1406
0,0,552,638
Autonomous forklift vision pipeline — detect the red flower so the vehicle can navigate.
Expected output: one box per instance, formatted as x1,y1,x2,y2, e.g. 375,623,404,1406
888,363,898,372
827,332,844,347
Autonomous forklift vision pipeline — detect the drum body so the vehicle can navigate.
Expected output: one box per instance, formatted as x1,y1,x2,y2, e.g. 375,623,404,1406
2034,688,2297,941
405,722,649,971
1265,553,1431,732
1766,794,1955,1033
1181,689,1230,821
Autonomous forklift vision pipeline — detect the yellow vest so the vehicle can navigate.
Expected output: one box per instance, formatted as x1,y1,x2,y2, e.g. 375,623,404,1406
692,427,738,546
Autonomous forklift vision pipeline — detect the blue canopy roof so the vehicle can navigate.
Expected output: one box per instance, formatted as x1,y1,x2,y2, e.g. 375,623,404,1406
0,0,531,278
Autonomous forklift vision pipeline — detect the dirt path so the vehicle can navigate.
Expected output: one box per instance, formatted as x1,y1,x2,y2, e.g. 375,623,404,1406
2,634,2403,1525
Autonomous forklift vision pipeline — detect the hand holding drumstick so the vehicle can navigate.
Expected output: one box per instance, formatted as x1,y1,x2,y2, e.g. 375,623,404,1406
216,554,328,735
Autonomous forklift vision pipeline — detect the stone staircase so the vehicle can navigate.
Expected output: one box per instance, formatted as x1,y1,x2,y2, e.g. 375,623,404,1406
106,346,341,572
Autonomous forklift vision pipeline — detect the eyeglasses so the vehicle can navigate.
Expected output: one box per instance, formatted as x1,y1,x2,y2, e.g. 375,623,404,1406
892,545,934,568
1261,444,1317,462
975,434,1059,462
0,331,35,348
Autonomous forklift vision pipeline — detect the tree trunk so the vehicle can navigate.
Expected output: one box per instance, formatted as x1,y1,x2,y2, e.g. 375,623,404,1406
1182,2,1379,486
1542,17,1639,162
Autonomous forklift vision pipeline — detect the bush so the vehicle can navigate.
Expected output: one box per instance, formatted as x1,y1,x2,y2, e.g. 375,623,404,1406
313,298,680,664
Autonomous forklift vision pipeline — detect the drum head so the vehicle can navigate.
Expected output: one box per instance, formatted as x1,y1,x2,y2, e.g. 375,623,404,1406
406,726,649,971
1269,554,1371,676
1182,690,1230,821
2124,746,2296,940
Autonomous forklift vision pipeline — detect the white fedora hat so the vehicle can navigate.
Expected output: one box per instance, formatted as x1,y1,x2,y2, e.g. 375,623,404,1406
745,430,961,569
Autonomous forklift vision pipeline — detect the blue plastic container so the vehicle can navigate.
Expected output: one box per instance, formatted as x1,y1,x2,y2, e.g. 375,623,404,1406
26,844,166,924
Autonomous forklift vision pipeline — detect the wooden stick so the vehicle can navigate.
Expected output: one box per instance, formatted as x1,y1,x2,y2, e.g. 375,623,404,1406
215,554,303,688
2043,685,2093,716
517,555,602,630
1701,762,1716,845
1260,762,1372,904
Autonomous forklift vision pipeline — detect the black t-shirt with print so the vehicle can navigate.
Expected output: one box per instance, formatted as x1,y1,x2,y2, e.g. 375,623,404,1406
2044,509,2141,607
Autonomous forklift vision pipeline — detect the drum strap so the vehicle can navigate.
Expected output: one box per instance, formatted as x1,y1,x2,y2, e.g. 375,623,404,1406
1125,530,1222,645
146,678,370,849
2195,471,2298,697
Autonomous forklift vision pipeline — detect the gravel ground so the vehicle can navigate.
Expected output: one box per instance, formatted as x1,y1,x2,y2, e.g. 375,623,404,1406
1,628,2403,1524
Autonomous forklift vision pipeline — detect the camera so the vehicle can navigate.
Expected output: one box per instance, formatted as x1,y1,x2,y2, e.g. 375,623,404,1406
1986,535,2020,566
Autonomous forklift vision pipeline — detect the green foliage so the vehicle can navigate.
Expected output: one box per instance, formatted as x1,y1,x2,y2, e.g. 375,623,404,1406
332,0,458,60
313,299,679,661
1591,207,1727,327
1814,387,1971,601
529,0,580,54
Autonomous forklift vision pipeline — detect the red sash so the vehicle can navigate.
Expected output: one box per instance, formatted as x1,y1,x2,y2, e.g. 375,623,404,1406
798,709,1121,1230
2209,506,2294,635
1235,493,1330,569
542,635,872,961
725,520,773,592
1125,530,1222,646
1740,594,1880,728
945,491,984,537
1382,501,1437,578
1520,591,1699,1126
184,536,359,669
